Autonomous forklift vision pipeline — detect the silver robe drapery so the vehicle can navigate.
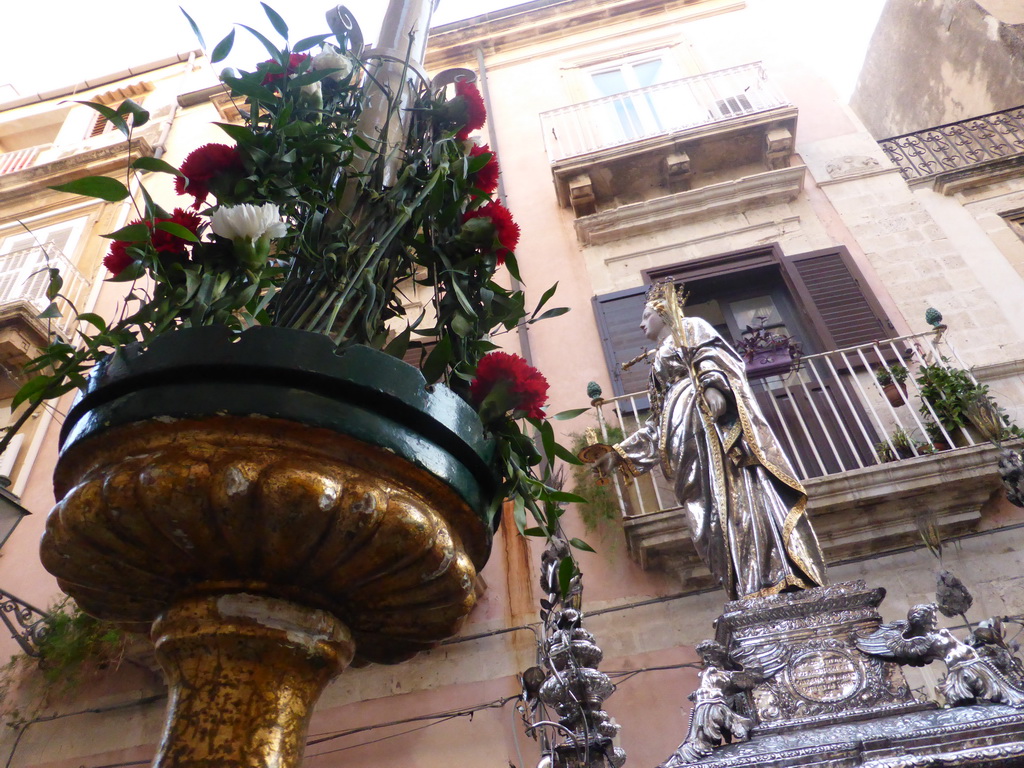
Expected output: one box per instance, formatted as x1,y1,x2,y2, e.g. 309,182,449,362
615,317,827,599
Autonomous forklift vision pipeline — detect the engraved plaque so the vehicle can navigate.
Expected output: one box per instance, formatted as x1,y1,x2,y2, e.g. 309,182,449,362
788,650,863,703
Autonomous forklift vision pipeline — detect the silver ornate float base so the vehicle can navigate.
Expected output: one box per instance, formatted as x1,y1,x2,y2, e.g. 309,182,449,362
663,581,1024,767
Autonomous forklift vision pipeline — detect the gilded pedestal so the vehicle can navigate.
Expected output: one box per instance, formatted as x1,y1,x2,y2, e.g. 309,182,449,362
40,327,497,768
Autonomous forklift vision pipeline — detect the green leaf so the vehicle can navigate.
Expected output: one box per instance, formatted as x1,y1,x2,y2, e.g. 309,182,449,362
102,223,150,242
211,28,236,64
222,74,277,103
503,252,522,283
532,281,559,316
214,122,256,144
131,156,183,176
117,99,149,127
154,221,200,242
513,496,526,534
546,490,588,504
529,307,569,323
141,186,169,219
51,176,129,202
383,326,411,359
523,526,547,537
180,7,207,50
45,269,63,301
553,407,589,420
261,3,288,39
420,334,453,384
37,302,62,320
558,557,576,598
540,419,556,465
74,101,130,137
76,313,107,332
12,376,53,410
240,24,287,66
569,537,596,553
293,33,331,52
553,441,584,465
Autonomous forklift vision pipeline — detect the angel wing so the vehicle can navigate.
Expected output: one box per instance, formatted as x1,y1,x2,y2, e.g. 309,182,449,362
729,642,788,682
854,620,936,667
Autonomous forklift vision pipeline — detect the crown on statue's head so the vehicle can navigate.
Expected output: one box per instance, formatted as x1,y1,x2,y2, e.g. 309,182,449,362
645,278,688,316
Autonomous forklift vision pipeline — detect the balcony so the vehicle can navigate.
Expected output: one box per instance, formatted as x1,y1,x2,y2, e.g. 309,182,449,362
587,330,1008,584
539,63,800,242
879,106,1024,191
0,242,90,392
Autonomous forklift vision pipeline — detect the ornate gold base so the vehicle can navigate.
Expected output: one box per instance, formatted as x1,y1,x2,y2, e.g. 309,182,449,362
152,593,354,768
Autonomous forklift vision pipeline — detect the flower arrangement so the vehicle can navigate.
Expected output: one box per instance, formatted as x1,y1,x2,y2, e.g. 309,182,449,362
9,6,585,546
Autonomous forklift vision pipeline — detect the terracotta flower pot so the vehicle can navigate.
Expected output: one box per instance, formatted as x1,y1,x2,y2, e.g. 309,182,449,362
41,326,498,768
883,381,907,407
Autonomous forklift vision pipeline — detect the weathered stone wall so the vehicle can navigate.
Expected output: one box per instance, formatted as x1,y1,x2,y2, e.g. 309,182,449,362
851,0,1024,139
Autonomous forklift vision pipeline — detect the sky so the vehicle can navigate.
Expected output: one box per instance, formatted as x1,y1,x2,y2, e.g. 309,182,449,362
1,0,885,103
1,1,514,99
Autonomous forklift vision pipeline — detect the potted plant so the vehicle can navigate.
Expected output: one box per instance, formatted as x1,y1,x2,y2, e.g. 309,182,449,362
12,7,587,767
875,363,909,407
734,319,801,377
916,359,983,445
875,426,923,462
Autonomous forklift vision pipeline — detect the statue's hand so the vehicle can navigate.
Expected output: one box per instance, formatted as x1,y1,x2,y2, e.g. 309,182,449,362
705,387,728,420
593,450,622,477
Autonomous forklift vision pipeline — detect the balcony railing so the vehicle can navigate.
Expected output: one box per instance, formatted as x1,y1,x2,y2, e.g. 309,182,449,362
0,242,91,339
538,62,789,163
589,330,989,520
879,106,1024,182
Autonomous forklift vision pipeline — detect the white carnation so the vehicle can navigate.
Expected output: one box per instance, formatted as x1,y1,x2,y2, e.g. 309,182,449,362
211,203,287,244
312,46,353,81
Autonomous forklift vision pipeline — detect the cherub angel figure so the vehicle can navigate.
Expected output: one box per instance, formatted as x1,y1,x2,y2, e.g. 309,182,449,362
659,641,761,767
855,603,1024,707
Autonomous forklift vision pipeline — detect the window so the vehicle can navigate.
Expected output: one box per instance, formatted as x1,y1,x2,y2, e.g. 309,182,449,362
583,52,702,148
593,244,893,477
594,244,893,396
0,217,88,311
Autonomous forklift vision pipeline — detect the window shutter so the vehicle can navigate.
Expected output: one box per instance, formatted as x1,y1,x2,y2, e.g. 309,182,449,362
781,247,892,350
592,286,649,397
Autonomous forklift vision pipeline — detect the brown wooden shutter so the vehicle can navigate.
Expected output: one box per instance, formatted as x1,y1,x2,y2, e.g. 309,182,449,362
780,247,892,350
592,286,649,397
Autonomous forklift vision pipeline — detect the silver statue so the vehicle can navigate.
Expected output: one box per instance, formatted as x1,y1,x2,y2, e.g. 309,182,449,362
856,603,1024,707
659,641,759,767
593,281,827,599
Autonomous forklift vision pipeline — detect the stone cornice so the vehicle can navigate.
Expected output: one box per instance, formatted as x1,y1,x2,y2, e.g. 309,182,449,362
426,0,742,69
0,138,154,206
574,164,806,245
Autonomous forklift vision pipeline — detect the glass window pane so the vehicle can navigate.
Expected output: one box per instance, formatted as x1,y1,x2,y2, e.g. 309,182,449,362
632,59,663,88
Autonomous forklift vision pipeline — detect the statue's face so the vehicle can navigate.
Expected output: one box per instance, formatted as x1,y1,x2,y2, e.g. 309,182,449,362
641,304,666,341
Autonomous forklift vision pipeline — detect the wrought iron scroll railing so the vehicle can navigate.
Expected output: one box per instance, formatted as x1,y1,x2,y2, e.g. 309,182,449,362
0,242,91,339
539,62,789,162
589,330,985,519
879,106,1024,182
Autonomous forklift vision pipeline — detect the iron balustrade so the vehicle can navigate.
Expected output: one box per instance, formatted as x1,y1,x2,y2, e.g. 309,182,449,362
589,330,986,520
0,242,91,339
538,62,789,162
880,106,1024,182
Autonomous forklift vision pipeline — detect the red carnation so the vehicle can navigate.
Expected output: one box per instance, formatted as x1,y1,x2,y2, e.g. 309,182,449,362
454,80,486,140
175,143,244,209
261,52,311,85
468,143,500,194
470,352,549,421
103,208,202,276
103,240,134,276
151,208,203,254
462,201,520,264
